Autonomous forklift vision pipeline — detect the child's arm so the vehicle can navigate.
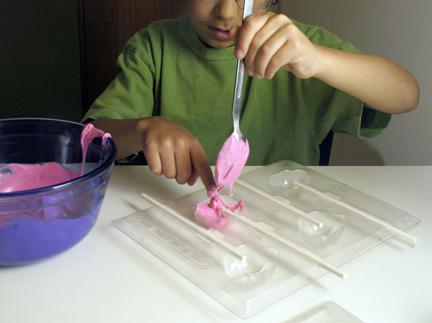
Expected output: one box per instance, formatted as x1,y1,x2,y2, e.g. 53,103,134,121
91,117,216,190
235,12,419,114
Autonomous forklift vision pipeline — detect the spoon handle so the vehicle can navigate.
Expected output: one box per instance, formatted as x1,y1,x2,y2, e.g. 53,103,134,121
232,0,254,139
232,59,245,137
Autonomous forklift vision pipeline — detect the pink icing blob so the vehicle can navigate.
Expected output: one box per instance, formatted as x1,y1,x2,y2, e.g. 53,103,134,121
0,123,111,194
195,134,250,230
195,188,244,230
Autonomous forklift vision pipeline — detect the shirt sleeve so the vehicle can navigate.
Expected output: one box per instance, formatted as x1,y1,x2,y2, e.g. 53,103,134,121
298,24,391,143
82,31,155,121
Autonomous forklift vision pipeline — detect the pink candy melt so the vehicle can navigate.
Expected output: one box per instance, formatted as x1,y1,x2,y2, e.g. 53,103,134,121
194,134,250,230
0,163,80,193
195,202,231,230
0,124,111,194
80,123,111,176
195,189,244,230
215,134,250,190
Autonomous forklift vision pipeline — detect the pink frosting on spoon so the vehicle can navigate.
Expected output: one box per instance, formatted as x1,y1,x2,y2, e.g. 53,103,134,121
215,134,250,191
0,123,111,194
195,134,250,230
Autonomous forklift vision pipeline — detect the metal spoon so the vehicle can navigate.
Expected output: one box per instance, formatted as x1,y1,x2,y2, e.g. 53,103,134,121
214,0,254,189
232,0,254,140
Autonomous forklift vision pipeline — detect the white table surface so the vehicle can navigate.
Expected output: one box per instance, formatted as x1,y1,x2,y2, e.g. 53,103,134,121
1,166,431,323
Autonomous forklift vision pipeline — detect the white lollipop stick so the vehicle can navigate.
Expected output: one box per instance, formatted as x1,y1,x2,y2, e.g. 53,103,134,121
140,193,245,261
221,206,346,279
293,181,418,247
236,179,323,227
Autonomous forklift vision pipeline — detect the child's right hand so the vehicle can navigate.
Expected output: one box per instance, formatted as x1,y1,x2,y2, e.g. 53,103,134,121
235,12,320,80
138,117,216,190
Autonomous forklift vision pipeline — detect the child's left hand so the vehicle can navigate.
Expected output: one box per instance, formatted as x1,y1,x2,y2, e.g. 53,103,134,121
235,12,320,80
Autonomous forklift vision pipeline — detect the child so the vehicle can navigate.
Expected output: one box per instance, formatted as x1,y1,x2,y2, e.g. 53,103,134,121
84,0,419,191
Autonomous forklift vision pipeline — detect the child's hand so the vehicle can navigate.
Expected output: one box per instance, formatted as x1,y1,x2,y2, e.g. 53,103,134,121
235,12,320,80
139,117,216,189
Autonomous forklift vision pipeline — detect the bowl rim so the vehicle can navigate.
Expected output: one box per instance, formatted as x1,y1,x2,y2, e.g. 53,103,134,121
0,117,117,197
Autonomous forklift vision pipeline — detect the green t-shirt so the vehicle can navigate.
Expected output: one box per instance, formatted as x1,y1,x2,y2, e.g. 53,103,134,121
83,17,390,165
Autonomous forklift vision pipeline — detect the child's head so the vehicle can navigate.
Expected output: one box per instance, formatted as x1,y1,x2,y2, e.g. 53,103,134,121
186,0,277,48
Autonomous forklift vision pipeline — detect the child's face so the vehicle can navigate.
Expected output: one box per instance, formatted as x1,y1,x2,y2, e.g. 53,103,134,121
186,0,270,48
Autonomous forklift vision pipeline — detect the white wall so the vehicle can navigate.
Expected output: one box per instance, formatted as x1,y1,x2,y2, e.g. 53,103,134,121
280,0,432,165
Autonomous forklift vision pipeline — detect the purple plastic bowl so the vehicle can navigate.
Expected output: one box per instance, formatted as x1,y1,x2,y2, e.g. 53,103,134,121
0,118,117,266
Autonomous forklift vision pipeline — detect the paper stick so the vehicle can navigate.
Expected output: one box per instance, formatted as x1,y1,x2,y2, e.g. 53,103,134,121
140,193,245,261
294,181,417,247
236,180,323,227
221,206,346,279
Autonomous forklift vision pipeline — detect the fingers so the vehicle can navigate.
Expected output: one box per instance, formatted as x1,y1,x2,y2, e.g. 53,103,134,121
252,25,290,78
160,143,176,179
265,41,296,79
144,141,215,192
245,15,291,77
174,144,192,184
144,142,162,175
187,167,199,186
142,118,214,188
236,13,299,79
190,144,216,191
236,14,271,60
146,139,193,184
